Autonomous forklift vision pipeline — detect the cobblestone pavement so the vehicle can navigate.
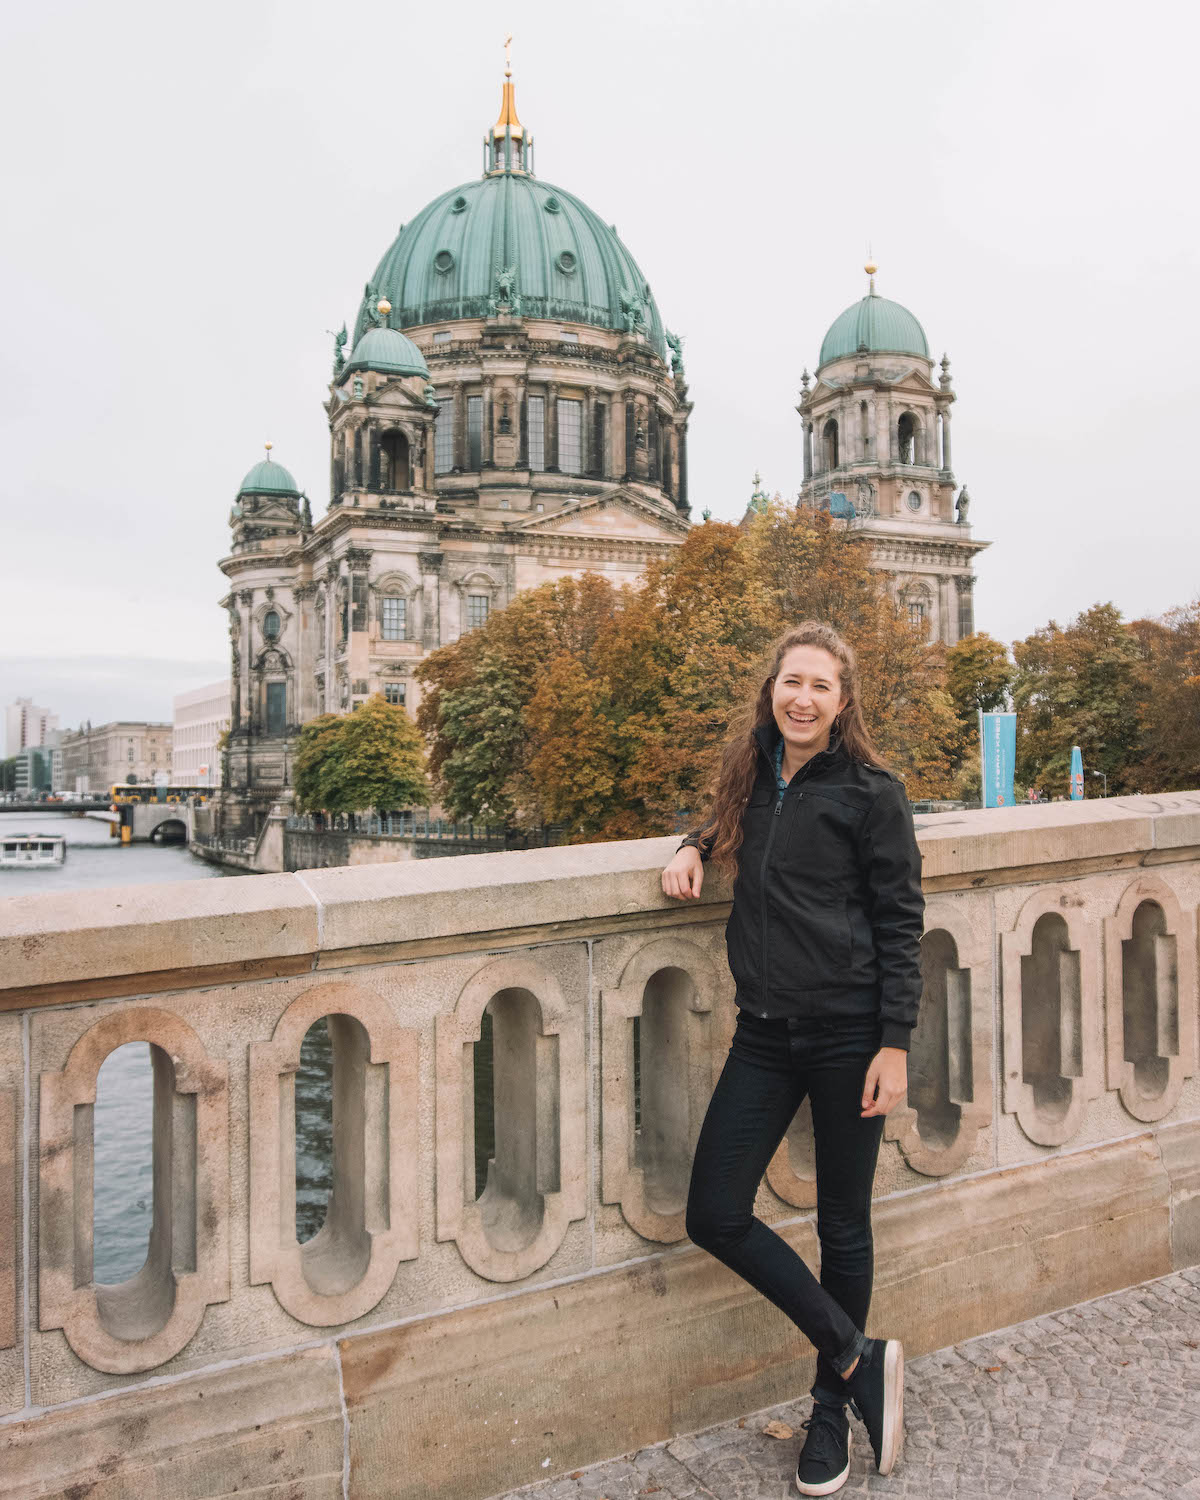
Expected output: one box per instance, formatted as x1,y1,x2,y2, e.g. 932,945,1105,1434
495,1269,1200,1500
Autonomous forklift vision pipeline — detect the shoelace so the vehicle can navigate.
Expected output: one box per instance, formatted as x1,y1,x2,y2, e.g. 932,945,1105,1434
800,1404,847,1464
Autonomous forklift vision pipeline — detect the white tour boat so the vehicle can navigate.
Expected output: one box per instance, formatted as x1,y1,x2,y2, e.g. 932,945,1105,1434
0,832,68,868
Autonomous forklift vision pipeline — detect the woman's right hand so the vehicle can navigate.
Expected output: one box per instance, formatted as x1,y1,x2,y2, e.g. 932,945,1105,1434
662,846,704,900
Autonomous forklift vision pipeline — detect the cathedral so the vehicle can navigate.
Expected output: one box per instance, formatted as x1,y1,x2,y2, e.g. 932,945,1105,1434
793,262,988,644
217,68,985,826
218,66,692,821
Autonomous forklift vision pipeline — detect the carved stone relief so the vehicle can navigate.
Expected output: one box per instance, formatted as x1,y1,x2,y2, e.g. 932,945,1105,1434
248,979,419,1326
38,1008,229,1373
599,936,722,1242
1001,888,1102,1147
886,899,993,1176
1104,877,1197,1122
435,955,585,1282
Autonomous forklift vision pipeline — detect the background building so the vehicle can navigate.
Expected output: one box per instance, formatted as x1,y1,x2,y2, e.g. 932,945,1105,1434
218,70,692,825
173,681,230,788
797,264,988,643
5,697,59,758
59,722,173,795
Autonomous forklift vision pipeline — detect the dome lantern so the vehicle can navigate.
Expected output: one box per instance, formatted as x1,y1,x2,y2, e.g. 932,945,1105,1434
486,38,533,176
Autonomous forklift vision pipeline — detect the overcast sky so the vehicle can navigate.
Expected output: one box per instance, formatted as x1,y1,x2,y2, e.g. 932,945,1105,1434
2,0,1197,731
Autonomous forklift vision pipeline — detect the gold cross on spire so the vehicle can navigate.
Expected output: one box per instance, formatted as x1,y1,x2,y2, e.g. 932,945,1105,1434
504,34,512,78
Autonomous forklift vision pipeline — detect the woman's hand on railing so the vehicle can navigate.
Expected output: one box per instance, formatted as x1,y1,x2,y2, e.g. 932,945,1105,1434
661,846,704,901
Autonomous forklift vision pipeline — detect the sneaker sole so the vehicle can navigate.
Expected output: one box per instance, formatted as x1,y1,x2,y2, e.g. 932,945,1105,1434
794,1430,851,1496
878,1340,904,1476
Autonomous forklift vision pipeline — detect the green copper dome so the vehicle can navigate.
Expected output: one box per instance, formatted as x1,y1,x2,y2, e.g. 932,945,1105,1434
819,293,929,367
238,457,300,497
354,174,667,360
344,325,430,378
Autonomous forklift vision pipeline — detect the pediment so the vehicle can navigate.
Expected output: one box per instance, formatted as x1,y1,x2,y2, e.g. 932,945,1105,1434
890,368,939,395
512,491,688,541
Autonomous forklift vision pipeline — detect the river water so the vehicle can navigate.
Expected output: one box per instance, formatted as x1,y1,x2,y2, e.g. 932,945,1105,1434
0,810,336,1282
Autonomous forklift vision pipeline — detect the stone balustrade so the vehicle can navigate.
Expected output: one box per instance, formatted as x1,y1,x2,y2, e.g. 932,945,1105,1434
1,793,1199,1498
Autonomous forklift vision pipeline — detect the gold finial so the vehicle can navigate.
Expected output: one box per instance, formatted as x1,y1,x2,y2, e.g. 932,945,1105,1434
865,245,877,293
376,297,392,318
493,35,524,139
264,441,273,454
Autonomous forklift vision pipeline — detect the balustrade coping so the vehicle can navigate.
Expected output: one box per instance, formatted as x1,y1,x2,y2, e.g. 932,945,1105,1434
2,794,1199,1008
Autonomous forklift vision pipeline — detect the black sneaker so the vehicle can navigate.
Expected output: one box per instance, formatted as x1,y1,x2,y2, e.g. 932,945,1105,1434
794,1400,851,1496
846,1336,904,1475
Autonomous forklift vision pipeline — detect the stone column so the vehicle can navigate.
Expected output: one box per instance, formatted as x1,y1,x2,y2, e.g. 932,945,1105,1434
453,382,466,472
546,383,559,471
583,389,594,475
237,590,253,727
803,419,813,480
293,583,315,723
419,552,443,650
941,407,952,471
482,376,494,469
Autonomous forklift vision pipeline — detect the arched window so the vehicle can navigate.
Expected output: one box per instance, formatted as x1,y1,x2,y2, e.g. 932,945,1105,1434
379,431,410,492
380,596,407,641
263,610,280,641
859,400,870,459
823,418,839,470
466,593,490,631
897,412,917,465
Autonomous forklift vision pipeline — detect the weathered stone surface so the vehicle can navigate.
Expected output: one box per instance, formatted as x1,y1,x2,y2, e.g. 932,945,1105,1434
0,871,318,993
0,1013,24,1416
491,1269,1200,1500
1159,1117,1200,1269
0,1345,345,1499
339,1134,1172,1500
300,835,697,955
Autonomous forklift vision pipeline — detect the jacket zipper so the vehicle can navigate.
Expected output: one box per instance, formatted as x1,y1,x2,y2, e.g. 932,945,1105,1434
758,746,827,1011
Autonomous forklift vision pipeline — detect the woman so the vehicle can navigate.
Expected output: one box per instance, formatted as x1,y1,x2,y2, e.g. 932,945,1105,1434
661,621,924,1496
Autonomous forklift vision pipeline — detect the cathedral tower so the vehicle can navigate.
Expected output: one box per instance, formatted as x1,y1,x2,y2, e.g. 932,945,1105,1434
797,265,988,643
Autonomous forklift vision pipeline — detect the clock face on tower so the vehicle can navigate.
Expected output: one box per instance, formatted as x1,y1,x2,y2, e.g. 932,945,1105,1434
906,490,922,512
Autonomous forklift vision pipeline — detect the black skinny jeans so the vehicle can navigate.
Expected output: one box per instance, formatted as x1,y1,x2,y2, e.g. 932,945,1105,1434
685,1009,885,1408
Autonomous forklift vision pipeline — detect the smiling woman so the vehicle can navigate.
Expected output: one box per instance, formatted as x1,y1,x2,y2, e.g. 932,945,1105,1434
661,619,924,1493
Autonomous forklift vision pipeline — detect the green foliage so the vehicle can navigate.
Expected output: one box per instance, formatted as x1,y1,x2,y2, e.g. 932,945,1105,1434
292,697,428,816
945,633,1015,728
1012,603,1144,794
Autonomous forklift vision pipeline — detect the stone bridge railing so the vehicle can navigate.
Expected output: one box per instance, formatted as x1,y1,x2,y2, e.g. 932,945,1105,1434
1,794,1199,1498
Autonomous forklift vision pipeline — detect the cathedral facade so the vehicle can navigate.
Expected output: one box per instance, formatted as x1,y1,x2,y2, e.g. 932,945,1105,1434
218,71,692,819
796,265,988,644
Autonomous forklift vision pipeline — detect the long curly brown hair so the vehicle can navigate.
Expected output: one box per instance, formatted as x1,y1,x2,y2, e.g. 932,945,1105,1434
699,621,888,870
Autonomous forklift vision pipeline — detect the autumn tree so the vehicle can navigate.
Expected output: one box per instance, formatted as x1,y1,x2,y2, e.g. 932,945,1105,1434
945,633,1015,729
1012,603,1144,794
293,697,428,816
1129,598,1200,790
416,573,621,826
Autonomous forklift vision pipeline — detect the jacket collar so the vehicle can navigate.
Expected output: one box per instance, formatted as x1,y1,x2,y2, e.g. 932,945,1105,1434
752,717,848,777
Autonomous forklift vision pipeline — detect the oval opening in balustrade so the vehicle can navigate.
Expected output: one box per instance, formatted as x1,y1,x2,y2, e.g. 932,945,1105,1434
1021,912,1082,1121
910,929,970,1151
91,1041,192,1341
472,988,555,1254
294,1013,379,1297
1123,900,1177,1096
296,1018,334,1244
636,968,694,1216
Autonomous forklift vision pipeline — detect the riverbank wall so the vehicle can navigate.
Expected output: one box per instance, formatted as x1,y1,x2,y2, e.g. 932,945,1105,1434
2,793,1200,1498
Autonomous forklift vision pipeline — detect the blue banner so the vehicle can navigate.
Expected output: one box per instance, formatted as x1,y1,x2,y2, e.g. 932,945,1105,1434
1070,745,1084,801
980,711,1017,808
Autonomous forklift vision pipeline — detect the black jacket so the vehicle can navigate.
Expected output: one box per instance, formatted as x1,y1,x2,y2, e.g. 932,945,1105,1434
679,723,924,1050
